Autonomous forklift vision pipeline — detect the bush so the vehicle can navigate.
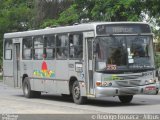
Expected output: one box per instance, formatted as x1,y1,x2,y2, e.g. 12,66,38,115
155,53,160,69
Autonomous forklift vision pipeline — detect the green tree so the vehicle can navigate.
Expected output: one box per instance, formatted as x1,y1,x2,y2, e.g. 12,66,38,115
144,0,160,26
40,4,78,28
34,0,73,28
40,0,147,28
0,0,33,67
74,0,145,21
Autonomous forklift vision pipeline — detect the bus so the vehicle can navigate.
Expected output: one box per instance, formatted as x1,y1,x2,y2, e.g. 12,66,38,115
3,22,159,104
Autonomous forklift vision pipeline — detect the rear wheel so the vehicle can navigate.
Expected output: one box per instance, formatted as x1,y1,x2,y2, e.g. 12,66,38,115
22,77,41,98
118,95,133,103
72,81,87,104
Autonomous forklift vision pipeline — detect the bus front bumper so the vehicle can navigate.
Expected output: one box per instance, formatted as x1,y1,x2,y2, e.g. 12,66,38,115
95,84,158,97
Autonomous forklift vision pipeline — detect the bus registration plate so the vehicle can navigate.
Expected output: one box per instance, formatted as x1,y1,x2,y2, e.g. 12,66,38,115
144,86,156,94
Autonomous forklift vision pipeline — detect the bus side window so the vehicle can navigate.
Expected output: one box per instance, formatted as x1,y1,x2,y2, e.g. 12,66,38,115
69,33,83,59
4,39,12,60
33,36,44,60
56,34,68,59
44,35,55,60
23,37,32,60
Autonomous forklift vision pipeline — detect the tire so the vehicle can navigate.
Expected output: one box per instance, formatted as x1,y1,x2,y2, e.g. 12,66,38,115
34,91,41,98
72,81,87,104
118,95,133,103
22,77,41,98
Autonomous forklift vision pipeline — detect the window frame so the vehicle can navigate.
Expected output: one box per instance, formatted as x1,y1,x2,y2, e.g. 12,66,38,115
33,36,44,60
44,34,56,60
56,34,69,60
69,33,83,60
4,39,13,60
22,37,33,60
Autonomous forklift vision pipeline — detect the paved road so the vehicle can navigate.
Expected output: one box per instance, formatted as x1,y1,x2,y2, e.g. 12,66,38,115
0,82,160,115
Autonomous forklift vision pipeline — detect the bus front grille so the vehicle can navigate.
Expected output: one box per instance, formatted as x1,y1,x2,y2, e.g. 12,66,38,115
116,80,141,87
119,87,139,94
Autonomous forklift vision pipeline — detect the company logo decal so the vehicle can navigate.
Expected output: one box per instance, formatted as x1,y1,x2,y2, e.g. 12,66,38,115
33,61,55,78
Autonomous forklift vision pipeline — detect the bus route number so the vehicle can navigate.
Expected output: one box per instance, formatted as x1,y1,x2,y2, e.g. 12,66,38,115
107,64,117,70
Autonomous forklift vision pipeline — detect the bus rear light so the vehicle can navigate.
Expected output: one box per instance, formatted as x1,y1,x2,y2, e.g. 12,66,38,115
96,81,102,86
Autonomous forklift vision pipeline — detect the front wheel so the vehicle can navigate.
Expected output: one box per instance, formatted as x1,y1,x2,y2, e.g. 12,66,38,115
72,81,87,104
118,95,133,103
22,77,41,98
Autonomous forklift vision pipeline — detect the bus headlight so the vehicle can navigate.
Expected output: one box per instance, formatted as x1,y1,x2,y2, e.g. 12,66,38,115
96,81,112,87
145,79,157,85
149,79,157,83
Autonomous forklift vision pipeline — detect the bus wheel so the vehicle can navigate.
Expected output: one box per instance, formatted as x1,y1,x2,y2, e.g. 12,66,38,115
72,81,86,104
22,77,41,98
118,95,133,103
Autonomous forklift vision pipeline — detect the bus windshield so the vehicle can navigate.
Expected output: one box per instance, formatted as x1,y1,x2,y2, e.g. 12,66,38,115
95,35,154,73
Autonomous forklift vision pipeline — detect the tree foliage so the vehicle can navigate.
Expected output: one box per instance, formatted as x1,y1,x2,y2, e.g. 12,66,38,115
40,0,160,27
1,0,160,67
34,0,73,28
40,4,78,28
0,0,33,66
144,0,160,26
75,0,143,21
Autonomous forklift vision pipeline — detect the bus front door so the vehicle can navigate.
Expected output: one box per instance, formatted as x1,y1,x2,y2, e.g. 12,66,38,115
86,38,94,95
13,42,21,88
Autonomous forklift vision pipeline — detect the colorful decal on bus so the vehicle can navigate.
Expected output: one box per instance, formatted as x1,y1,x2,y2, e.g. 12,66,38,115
33,61,55,78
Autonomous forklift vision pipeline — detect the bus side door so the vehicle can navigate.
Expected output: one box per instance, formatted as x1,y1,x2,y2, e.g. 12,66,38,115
84,31,95,95
13,38,22,88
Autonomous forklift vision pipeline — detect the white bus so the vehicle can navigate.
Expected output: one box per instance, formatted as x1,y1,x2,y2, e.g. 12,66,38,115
3,22,159,104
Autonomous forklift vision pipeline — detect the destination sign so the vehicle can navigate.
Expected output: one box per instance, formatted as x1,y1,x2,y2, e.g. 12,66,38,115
96,24,151,35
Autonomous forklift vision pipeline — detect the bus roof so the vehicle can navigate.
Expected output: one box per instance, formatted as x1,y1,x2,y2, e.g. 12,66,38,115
4,22,149,39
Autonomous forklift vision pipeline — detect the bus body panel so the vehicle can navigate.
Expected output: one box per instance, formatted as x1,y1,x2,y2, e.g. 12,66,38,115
55,60,69,80
3,60,14,87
